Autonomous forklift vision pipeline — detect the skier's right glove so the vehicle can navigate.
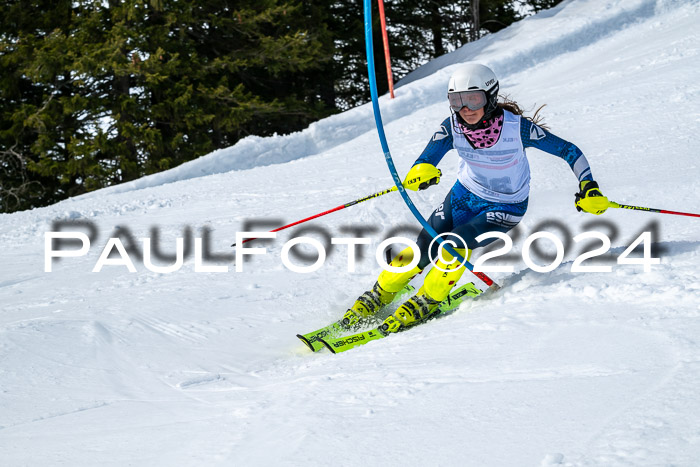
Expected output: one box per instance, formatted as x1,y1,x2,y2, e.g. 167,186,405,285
575,180,609,215
403,163,441,191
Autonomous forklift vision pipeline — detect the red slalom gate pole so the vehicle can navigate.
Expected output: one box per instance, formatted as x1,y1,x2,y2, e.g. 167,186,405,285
231,186,398,247
377,0,395,98
608,200,700,218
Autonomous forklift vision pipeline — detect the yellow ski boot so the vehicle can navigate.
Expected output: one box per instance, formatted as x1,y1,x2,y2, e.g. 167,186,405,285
342,246,422,328
341,281,396,328
379,247,469,334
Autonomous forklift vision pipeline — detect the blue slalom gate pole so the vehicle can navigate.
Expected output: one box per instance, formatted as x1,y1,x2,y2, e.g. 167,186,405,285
362,0,497,288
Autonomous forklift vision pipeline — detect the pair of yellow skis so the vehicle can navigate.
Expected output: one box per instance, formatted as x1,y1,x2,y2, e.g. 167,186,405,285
297,282,484,354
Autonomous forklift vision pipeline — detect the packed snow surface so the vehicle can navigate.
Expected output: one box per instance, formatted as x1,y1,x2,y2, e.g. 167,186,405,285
1,0,700,465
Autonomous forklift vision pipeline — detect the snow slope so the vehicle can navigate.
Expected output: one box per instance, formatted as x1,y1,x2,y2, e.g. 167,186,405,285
1,0,700,465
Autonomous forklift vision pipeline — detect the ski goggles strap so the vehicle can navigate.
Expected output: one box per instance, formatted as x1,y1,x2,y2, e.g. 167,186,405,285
448,90,487,111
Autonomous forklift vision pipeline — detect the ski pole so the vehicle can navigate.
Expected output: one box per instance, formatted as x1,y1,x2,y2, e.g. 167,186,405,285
231,186,398,247
232,184,499,290
608,200,700,218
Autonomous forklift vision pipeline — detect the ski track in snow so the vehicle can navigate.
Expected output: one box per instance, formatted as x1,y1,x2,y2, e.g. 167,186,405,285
2,0,700,465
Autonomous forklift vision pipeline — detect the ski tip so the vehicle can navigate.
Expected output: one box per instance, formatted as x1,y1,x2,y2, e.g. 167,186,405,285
319,339,337,354
296,334,316,352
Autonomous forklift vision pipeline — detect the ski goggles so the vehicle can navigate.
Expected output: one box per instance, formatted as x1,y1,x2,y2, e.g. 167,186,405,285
448,90,488,112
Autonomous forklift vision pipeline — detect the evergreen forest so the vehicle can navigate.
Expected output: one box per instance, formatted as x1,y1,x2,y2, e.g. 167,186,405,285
0,0,560,212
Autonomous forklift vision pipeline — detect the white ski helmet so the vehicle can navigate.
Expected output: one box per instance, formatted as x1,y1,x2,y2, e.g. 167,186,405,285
447,63,499,117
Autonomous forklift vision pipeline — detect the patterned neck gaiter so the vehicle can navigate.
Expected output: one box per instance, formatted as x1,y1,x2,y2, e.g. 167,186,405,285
460,113,504,149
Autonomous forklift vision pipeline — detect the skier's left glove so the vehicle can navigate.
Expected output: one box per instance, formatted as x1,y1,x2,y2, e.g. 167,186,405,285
403,163,441,191
575,180,609,215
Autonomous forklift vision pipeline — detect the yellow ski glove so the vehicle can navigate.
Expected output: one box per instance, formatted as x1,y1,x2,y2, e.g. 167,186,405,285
575,180,609,215
403,163,441,191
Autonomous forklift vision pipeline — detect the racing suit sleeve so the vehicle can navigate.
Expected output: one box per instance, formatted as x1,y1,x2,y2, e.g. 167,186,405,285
521,119,594,182
412,117,454,167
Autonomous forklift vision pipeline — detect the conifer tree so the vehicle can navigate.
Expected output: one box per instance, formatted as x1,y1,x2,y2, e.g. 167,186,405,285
0,0,332,212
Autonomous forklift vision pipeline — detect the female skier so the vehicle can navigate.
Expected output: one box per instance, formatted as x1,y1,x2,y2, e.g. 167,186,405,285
342,63,609,334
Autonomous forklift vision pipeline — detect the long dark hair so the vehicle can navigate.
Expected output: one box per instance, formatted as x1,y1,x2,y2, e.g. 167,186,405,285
498,95,549,131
